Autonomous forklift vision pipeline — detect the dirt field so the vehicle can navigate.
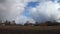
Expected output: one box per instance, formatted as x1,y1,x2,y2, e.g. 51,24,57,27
0,26,60,34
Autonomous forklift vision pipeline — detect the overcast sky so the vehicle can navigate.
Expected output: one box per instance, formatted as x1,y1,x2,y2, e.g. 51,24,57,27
0,0,60,24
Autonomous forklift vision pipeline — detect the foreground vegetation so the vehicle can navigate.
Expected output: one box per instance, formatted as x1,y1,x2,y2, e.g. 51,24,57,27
0,29,60,34
0,26,60,34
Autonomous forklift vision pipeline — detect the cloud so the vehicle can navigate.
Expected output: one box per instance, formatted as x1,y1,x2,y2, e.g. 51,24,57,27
0,0,25,21
15,15,35,25
29,0,60,23
0,0,59,24
0,0,37,24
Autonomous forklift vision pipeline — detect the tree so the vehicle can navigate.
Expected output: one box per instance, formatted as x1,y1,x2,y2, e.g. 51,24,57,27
45,21,59,26
4,20,11,25
11,20,16,25
34,22,39,26
0,20,2,25
45,21,52,26
24,21,29,26
24,21,33,26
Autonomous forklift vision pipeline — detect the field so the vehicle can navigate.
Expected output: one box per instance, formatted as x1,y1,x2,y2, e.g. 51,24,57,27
0,25,60,34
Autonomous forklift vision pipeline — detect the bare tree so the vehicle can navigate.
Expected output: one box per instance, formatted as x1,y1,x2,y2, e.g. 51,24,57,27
4,20,11,25
0,20,2,25
24,21,33,26
34,22,39,26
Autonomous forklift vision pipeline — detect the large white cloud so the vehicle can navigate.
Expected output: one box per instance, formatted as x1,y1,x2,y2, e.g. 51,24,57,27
29,0,60,23
15,15,35,25
0,0,37,24
0,0,25,21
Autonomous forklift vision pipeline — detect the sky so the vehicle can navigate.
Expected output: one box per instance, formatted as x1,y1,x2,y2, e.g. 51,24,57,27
0,0,60,24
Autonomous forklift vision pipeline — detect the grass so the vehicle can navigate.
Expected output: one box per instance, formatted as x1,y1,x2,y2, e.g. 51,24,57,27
0,25,60,34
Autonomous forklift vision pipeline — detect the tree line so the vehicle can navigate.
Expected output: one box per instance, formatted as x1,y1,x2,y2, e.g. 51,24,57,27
0,20,60,26
24,21,60,26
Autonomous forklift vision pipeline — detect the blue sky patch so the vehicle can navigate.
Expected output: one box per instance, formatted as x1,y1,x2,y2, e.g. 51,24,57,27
23,7,31,17
27,2,39,7
58,0,60,3
23,2,39,18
